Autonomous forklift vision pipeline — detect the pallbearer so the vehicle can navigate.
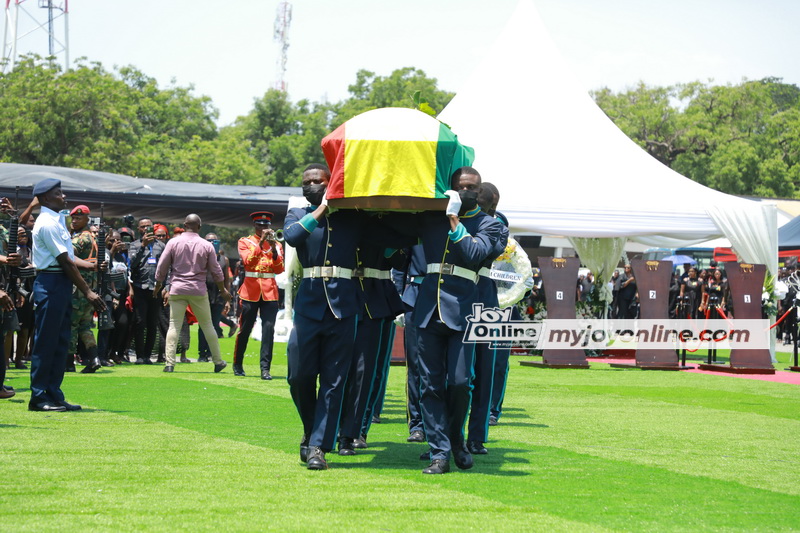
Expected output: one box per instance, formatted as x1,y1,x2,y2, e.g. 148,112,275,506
233,211,284,380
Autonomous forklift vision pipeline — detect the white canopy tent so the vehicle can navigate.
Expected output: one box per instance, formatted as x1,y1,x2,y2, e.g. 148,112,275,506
437,0,778,358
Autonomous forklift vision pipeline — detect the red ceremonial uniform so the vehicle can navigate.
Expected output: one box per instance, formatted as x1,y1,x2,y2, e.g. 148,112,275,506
237,235,285,302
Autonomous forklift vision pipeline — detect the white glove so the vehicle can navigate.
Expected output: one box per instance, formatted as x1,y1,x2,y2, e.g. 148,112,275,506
445,190,461,216
321,194,337,214
393,314,406,328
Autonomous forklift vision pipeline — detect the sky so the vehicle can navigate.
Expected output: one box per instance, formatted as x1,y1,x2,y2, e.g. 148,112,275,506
4,0,800,126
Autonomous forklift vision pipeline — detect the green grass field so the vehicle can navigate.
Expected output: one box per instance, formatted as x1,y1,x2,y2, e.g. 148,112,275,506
3,332,800,532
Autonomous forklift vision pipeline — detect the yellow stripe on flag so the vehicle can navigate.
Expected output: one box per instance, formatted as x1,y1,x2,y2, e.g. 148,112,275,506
344,139,437,198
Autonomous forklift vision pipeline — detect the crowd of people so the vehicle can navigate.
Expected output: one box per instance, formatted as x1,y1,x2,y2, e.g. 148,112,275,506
0,178,286,407
1,166,519,476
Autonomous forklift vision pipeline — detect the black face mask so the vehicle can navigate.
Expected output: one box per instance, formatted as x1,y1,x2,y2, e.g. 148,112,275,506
458,189,479,214
303,184,326,206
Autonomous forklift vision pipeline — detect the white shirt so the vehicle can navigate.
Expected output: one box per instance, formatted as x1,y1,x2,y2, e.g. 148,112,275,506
32,206,74,269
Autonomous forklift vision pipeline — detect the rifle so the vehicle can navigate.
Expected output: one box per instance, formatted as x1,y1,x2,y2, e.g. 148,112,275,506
96,203,117,330
2,188,26,331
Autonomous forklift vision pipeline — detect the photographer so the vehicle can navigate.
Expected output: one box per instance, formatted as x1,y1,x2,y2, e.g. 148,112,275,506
128,217,165,364
97,230,133,364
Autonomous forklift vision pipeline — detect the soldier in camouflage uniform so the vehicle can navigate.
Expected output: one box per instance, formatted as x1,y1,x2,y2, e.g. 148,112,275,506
68,205,101,373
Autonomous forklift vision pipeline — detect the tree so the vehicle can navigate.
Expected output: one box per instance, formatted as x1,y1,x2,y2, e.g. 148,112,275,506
594,78,800,198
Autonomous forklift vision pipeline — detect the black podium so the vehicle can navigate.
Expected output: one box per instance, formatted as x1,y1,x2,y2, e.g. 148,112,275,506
609,259,689,370
698,263,774,374
520,257,589,369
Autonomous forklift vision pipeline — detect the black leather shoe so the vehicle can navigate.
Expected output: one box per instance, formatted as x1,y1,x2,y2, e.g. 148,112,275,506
422,459,450,474
371,415,381,424
419,450,431,461
180,356,191,363
57,401,82,411
261,370,272,380
467,441,488,455
488,415,498,427
233,364,245,376
28,402,67,412
163,365,174,373
453,442,474,470
407,430,425,443
214,361,228,373
0,388,15,399
14,362,27,369
352,435,367,449
300,435,310,463
306,446,328,470
197,355,210,363
80,358,101,374
337,438,356,456
100,359,115,367
142,358,153,365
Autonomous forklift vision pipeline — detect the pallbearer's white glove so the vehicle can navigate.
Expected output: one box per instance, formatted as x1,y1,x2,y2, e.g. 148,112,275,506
445,190,461,216
321,194,337,214
393,314,406,328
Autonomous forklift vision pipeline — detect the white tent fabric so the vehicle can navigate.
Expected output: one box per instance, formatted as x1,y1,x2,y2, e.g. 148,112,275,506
437,0,778,274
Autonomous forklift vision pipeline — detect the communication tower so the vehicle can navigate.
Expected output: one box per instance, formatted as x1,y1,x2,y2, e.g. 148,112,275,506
273,1,291,92
2,0,70,73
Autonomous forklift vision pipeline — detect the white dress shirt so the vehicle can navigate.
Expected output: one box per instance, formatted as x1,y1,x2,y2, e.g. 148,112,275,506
32,206,74,270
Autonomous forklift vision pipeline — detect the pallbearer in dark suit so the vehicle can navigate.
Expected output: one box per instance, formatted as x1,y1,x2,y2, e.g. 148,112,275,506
389,244,427,443
413,167,504,474
466,183,508,455
337,239,404,455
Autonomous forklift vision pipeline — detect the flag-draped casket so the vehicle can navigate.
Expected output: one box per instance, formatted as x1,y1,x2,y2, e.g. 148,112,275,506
321,107,474,210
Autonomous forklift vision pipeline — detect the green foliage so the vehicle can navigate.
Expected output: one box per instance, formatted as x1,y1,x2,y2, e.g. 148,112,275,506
594,78,800,198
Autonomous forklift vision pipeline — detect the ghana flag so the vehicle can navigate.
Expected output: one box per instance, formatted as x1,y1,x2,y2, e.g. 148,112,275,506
321,107,474,210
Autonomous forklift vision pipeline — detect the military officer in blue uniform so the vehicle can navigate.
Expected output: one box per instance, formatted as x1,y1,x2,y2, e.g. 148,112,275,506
413,167,505,474
466,182,508,455
388,244,427,443
284,164,409,470
27,178,105,412
337,240,404,455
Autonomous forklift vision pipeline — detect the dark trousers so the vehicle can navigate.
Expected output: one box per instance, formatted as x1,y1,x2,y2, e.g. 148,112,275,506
467,342,496,444
30,272,72,405
361,318,394,436
404,314,424,434
234,299,279,370
287,310,356,452
489,345,511,420
340,316,382,440
198,301,225,357
417,319,475,461
133,286,160,360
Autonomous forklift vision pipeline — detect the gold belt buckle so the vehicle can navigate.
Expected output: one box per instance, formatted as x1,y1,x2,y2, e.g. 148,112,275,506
353,267,364,278
320,266,334,278
440,263,455,276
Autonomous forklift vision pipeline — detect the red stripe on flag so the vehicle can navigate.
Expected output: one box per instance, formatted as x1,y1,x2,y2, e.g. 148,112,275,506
321,124,347,199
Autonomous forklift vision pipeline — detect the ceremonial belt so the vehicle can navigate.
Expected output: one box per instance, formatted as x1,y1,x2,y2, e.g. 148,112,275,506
426,263,479,283
36,266,64,274
479,267,492,278
410,275,425,285
245,272,276,279
302,266,353,279
352,267,391,280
